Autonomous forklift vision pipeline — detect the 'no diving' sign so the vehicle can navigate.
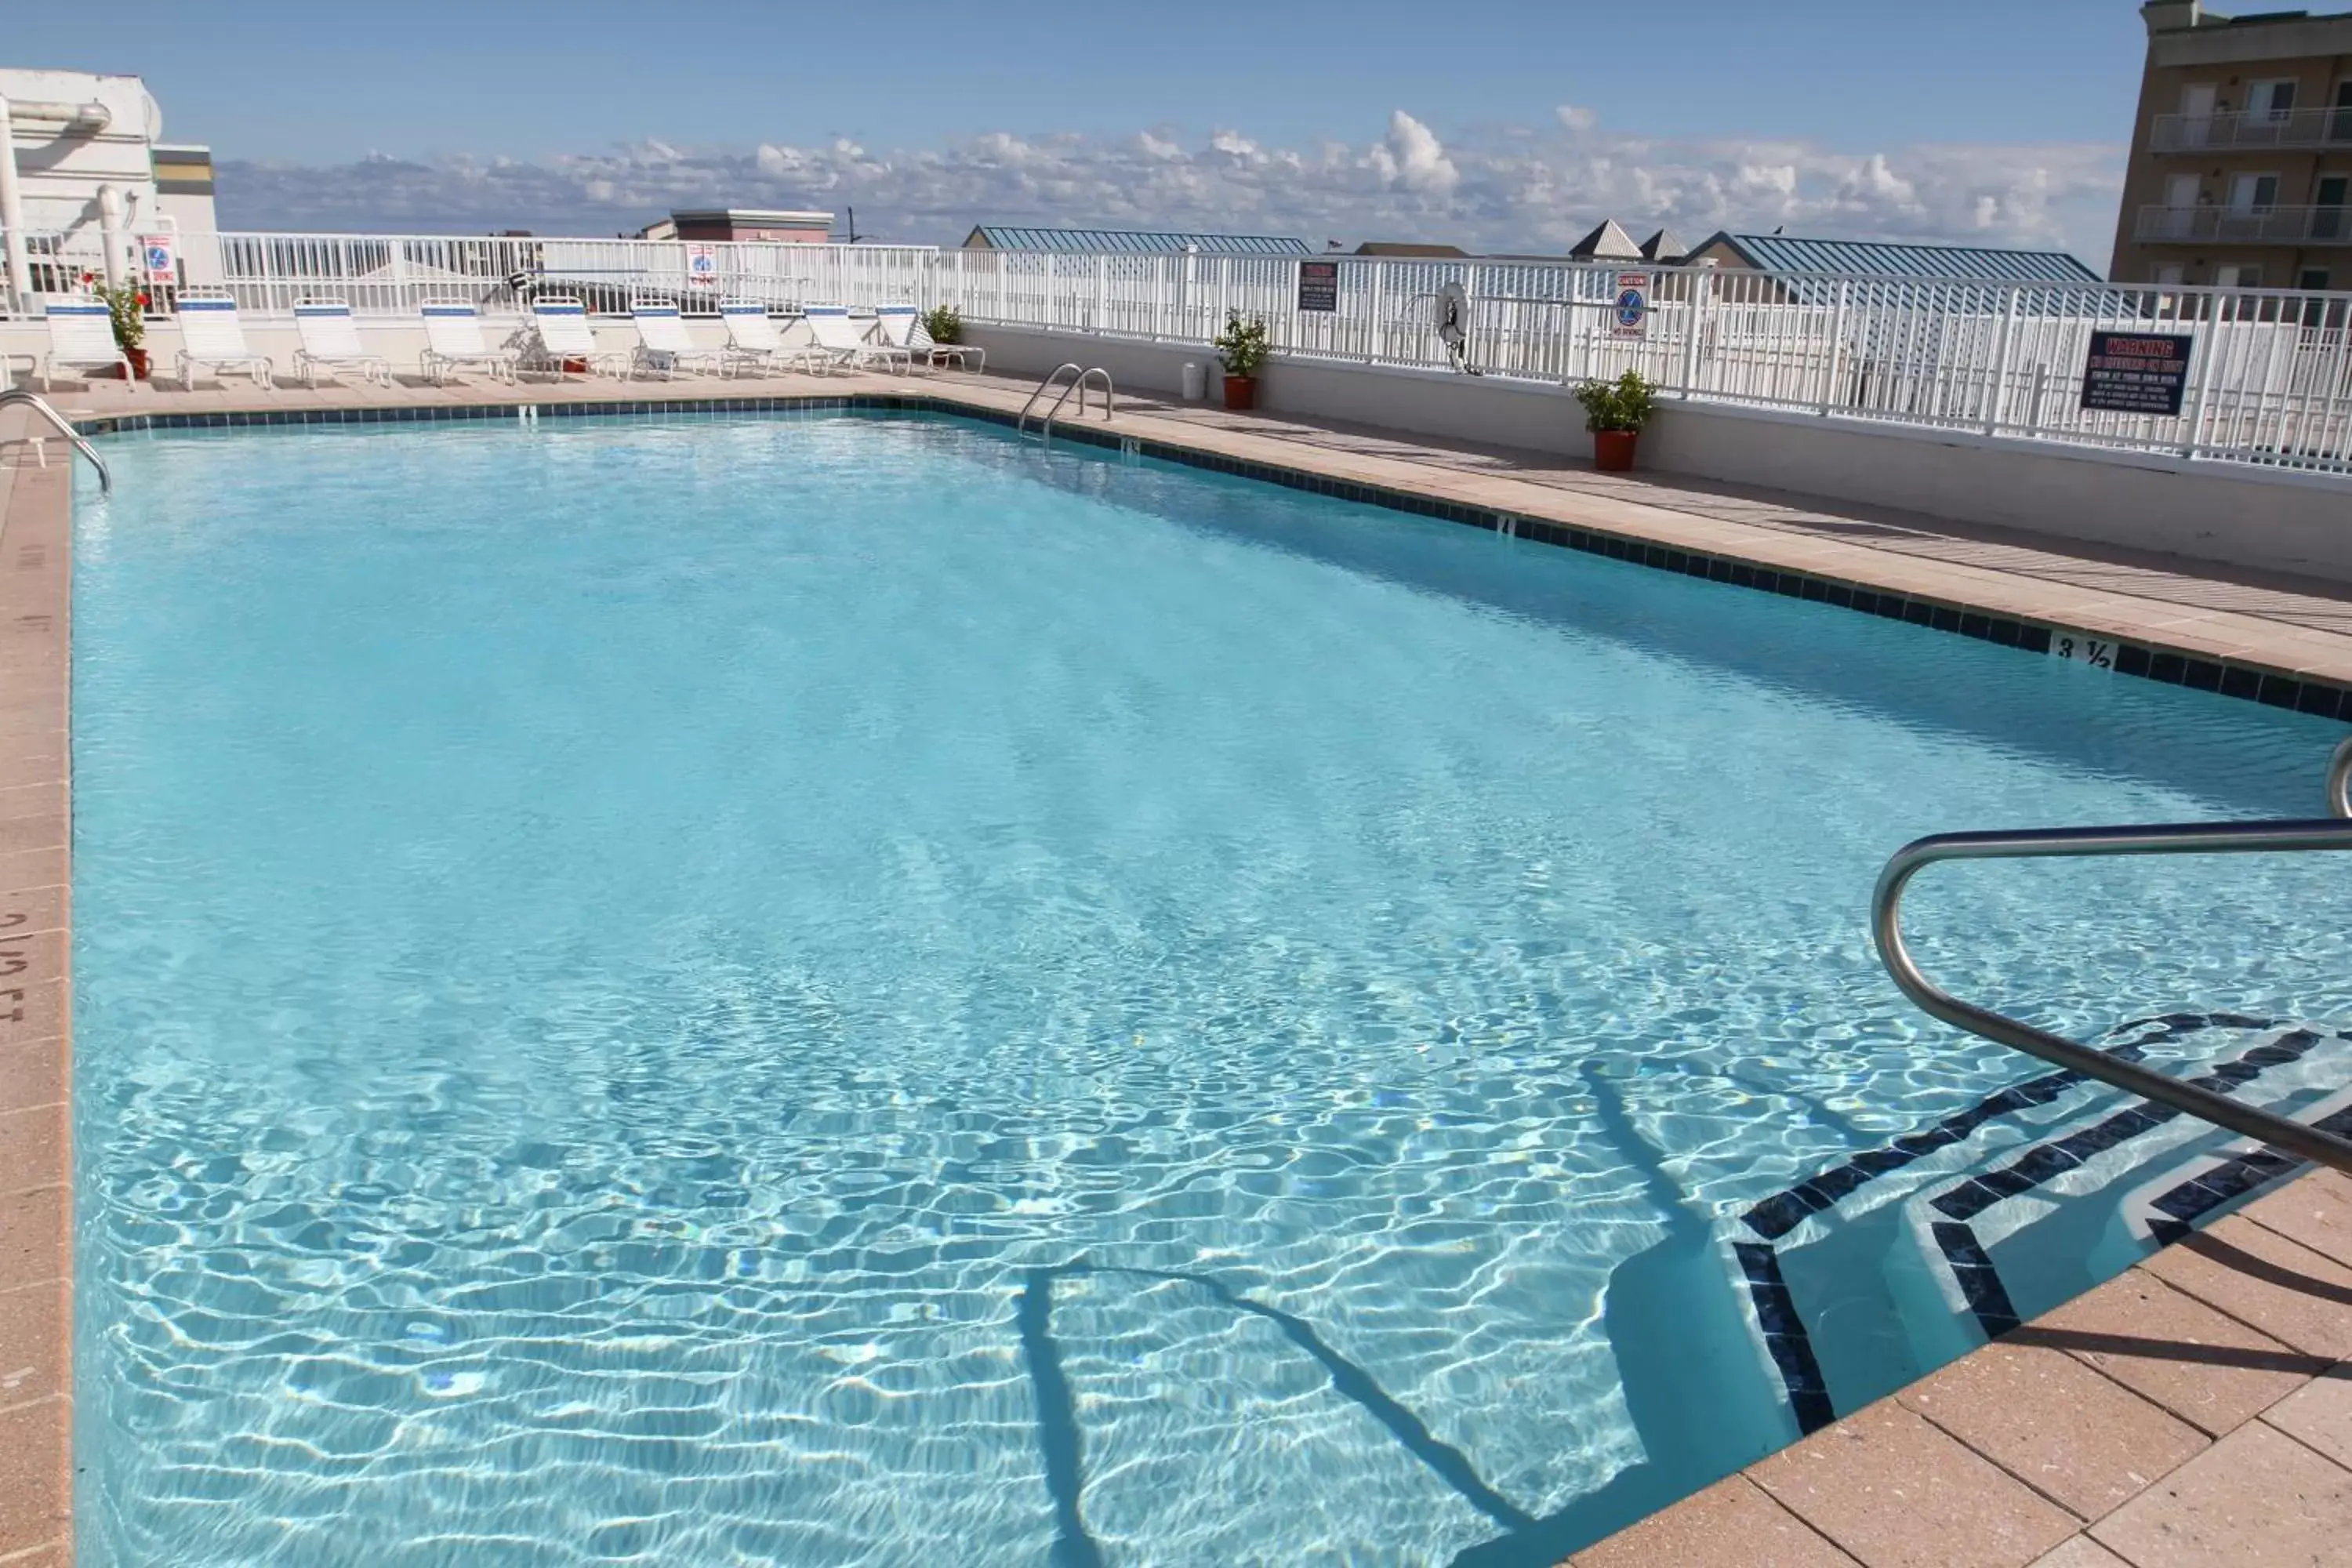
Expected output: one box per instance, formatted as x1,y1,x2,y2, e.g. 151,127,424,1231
1612,271,1650,339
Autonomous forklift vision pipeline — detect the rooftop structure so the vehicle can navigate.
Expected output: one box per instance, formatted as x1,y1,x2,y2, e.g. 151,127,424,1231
1353,241,1469,256
639,209,833,244
0,68,216,310
1686,230,2103,283
2111,1,2352,290
960,223,1312,255
1568,218,1643,262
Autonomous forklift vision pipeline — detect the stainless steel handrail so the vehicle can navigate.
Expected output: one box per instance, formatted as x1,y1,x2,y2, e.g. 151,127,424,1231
1018,363,1086,434
1873,741,2352,1175
0,388,110,494
1038,367,1114,430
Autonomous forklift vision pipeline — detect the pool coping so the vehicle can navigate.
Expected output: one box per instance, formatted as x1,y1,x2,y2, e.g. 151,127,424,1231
12,376,2352,1566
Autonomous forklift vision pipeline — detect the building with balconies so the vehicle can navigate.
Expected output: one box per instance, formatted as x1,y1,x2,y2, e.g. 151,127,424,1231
2111,2,2352,291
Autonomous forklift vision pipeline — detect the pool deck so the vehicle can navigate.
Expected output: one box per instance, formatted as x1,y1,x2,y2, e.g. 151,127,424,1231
6,368,2352,1566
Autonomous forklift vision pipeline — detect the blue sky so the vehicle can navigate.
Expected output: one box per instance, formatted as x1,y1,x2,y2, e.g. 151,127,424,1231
8,0,2144,258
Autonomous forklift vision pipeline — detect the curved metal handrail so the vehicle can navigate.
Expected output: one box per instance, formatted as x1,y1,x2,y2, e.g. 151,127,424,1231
1038,367,1114,430
1873,795,2352,1173
1017,363,1086,435
2328,735,2352,820
0,388,110,494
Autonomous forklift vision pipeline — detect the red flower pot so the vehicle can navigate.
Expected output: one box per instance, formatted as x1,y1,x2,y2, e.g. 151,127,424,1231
1593,428,1638,472
1223,375,1256,411
125,347,151,381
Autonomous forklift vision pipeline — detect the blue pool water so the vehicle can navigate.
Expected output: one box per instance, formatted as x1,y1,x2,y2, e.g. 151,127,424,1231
73,412,2352,1565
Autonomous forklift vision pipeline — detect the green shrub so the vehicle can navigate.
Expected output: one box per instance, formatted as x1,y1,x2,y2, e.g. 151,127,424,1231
1573,369,1659,433
1211,313,1272,378
921,305,964,344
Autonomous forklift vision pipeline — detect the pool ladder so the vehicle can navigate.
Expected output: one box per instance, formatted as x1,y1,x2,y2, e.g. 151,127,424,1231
1018,363,1114,437
1873,735,2352,1174
0,388,111,493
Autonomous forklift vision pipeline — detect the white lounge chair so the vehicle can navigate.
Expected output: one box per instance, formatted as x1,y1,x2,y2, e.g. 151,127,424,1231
292,300,393,388
804,304,909,373
419,300,519,384
172,295,273,389
521,298,625,379
877,307,984,375
718,301,826,376
40,300,131,387
629,302,723,380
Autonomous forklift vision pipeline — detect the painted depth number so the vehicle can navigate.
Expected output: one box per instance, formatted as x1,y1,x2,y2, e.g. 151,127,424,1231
2049,631,2115,670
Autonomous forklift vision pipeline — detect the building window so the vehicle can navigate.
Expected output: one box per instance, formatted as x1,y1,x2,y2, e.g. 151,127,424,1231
2227,172,2281,212
2154,263,2186,286
2216,263,2262,289
2300,268,2332,292
2246,80,2298,122
2318,176,2349,241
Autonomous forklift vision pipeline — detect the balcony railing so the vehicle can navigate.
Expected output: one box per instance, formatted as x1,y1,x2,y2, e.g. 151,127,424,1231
2151,106,2352,152
2135,204,2352,245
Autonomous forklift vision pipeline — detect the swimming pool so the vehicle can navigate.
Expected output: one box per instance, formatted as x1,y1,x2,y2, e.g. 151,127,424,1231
72,411,2352,1565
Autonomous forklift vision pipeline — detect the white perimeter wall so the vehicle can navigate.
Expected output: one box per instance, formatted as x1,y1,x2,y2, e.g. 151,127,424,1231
964,323,2352,588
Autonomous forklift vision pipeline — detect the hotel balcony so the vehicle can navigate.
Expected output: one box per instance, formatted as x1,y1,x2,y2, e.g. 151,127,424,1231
2135,204,2352,245
2149,107,2352,152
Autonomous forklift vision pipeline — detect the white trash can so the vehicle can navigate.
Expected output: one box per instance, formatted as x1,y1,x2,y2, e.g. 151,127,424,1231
1181,361,1207,402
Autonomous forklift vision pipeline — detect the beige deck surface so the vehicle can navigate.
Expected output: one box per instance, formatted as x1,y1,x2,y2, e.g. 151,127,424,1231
6,365,2352,1566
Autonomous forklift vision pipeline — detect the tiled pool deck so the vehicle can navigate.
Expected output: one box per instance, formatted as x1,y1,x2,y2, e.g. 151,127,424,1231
6,368,2352,1565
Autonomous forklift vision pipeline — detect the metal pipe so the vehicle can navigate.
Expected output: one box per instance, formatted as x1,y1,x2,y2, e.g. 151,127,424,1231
2329,735,2352,819
3,100,111,131
0,389,111,492
97,183,127,289
0,96,30,314
1872,811,2352,1174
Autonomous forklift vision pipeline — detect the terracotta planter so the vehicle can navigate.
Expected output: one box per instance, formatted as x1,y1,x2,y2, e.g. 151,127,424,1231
125,346,151,381
1593,428,1639,472
562,357,589,374
1223,374,1256,410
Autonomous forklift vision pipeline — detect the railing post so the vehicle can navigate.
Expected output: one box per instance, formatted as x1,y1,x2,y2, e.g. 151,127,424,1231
1093,254,1106,332
2186,289,2226,458
1818,278,1849,415
1984,284,2020,436
1367,259,1385,363
1042,252,1055,329
1679,267,1710,397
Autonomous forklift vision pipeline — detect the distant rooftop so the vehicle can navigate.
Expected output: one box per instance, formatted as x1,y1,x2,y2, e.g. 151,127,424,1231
962,225,1312,255
1690,231,2102,284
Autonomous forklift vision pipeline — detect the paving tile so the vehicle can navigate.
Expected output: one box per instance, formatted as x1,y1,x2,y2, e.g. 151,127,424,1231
0,850,65,895
0,1279,67,1413
2024,1539,2131,1568
1896,1339,2205,1521
2010,1270,2324,1436
1570,1474,1860,1568
2089,1420,2352,1568
2261,1365,2352,1468
0,887,64,941
0,1188,66,1290
0,1035,64,1118
2242,1169,2352,1268
2142,1214,2352,1361
0,1396,67,1553
0,1102,66,1196
1748,1399,2076,1568
0,984,65,1052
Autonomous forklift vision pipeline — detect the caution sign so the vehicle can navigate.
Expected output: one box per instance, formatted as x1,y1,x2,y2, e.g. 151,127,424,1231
2080,331,2194,417
685,242,719,288
140,233,177,287
1611,270,1650,339
1297,260,1338,312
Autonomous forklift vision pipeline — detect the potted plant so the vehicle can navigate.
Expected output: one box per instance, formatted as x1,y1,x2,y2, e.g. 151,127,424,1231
1210,312,1270,410
1573,369,1659,472
920,305,964,345
85,272,153,379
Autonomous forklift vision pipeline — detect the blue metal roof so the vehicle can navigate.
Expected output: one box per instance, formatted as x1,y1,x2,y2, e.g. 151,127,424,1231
964,225,1312,256
1700,232,2102,284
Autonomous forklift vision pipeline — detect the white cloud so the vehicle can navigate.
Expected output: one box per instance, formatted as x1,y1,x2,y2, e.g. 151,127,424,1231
1555,104,1598,133
216,112,2125,263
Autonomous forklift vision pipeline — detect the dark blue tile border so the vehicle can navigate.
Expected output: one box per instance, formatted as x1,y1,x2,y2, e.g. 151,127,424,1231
65,394,2352,722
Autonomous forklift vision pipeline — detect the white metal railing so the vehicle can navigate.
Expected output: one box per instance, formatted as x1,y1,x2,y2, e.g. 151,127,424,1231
2151,106,2352,153
2135,205,2352,245
931,249,2352,477
5,227,2352,477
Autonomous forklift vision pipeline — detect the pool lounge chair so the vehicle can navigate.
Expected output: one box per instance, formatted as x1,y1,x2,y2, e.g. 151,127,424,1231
40,299,132,387
521,298,626,380
292,300,394,388
629,302,723,380
718,301,827,377
419,301,519,385
891,310,985,376
869,304,949,376
804,305,909,374
172,296,274,389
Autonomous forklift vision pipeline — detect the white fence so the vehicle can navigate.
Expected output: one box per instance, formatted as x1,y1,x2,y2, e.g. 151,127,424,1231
934,249,2352,477
5,227,2351,476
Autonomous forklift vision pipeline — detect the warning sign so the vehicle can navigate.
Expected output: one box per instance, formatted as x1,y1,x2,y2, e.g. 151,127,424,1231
685,242,719,288
2080,331,2194,417
1611,270,1650,339
140,233,176,286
